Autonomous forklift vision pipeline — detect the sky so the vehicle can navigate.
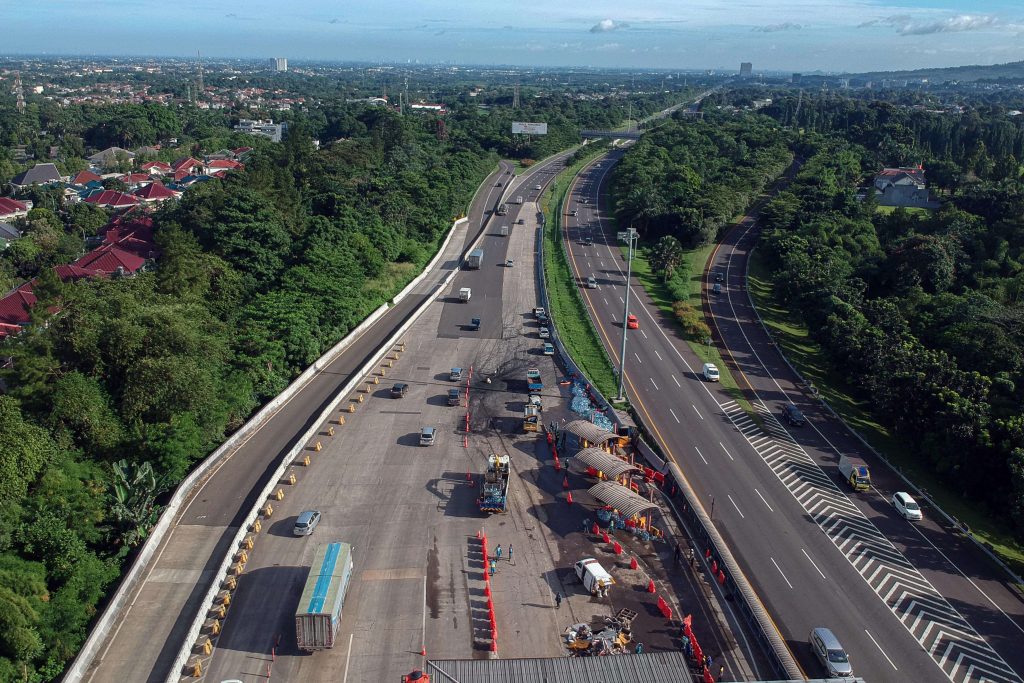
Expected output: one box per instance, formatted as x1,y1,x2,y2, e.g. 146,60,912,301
2,0,1023,73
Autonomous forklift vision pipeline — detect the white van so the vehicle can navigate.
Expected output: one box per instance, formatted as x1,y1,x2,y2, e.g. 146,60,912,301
702,363,720,382
574,558,614,596
459,287,471,302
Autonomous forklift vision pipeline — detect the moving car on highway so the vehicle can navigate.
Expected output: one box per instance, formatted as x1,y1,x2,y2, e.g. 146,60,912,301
893,491,923,520
626,314,639,330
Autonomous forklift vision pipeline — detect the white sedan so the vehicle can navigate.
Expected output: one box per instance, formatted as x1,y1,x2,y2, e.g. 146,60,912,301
892,492,922,521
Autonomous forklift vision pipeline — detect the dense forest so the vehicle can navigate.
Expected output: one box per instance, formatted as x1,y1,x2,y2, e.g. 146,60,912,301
0,85,678,680
753,107,1024,537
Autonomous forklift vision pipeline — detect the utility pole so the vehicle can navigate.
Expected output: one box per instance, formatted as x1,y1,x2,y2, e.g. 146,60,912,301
615,227,639,402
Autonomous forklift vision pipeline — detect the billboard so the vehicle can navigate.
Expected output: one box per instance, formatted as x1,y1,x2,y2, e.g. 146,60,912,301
512,122,548,135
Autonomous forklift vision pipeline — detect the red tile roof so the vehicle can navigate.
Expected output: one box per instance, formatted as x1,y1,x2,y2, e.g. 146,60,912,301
171,157,200,172
206,159,243,170
74,245,146,275
0,197,29,216
0,283,36,329
84,190,140,207
71,170,104,185
55,264,103,281
104,220,160,259
134,182,177,201
140,161,173,173
232,146,253,155
121,173,153,185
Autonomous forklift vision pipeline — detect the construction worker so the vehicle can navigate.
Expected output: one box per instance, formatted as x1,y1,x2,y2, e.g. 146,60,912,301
489,559,496,576
555,592,562,609
495,544,502,561
635,642,644,654
507,544,513,563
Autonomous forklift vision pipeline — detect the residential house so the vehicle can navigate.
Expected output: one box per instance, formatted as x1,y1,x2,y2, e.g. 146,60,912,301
120,173,154,189
874,166,939,209
232,146,254,160
0,197,32,221
88,146,136,169
133,181,178,203
70,170,104,186
234,119,287,142
0,222,21,248
140,161,172,175
83,190,140,208
204,159,243,174
0,283,36,338
171,157,202,177
10,163,63,190
74,244,147,276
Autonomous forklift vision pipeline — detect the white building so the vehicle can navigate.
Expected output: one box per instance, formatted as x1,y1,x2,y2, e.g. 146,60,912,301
234,118,288,143
271,57,288,72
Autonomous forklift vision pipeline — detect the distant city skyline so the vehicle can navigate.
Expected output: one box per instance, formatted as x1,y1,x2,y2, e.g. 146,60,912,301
1,0,1023,73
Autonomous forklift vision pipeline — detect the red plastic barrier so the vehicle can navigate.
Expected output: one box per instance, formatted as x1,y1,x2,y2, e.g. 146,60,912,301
653,471,666,485
657,596,673,619
591,523,600,536
630,556,638,569
586,466,599,477
717,570,726,585
646,579,656,593
613,541,622,555
711,560,718,574
601,532,610,543
703,667,715,683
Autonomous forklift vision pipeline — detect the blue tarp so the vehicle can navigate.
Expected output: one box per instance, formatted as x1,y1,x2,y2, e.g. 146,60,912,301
569,380,614,432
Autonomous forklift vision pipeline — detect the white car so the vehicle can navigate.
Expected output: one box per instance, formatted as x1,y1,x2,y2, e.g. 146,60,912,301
892,492,922,520
539,326,550,339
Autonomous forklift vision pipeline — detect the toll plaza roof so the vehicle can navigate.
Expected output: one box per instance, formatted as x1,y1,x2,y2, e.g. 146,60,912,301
574,447,642,479
428,652,693,682
562,419,618,445
589,480,659,519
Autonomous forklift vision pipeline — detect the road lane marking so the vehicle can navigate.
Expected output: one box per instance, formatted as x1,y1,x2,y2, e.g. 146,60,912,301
650,378,660,391
727,494,745,519
654,349,663,361
754,488,774,512
634,353,642,365
669,408,680,423
343,632,355,683
619,296,625,304
692,404,704,420
770,557,793,589
672,374,681,387
802,549,827,580
640,329,648,339
865,629,899,671
603,298,609,306
719,441,735,461
696,446,708,464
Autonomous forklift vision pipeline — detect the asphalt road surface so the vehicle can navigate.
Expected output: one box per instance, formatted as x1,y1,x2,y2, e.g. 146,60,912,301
85,158,519,683
561,149,1024,683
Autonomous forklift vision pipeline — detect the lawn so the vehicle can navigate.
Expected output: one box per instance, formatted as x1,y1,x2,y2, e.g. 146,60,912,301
875,205,932,215
540,148,620,401
747,249,1024,577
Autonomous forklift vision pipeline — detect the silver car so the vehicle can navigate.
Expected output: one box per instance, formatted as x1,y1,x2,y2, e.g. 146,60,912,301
809,627,852,678
419,426,437,446
293,510,321,536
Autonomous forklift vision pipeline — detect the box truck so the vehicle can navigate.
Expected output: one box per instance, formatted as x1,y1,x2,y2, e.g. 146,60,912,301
295,542,354,651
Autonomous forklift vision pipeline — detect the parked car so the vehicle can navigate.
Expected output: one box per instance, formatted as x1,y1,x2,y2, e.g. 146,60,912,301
570,209,578,217
892,492,922,520
712,283,723,294
809,627,853,678
505,258,514,267
390,383,409,398
715,271,724,283
450,367,463,381
419,426,437,446
626,314,639,330
468,317,481,331
539,326,551,339
543,342,555,356
782,403,806,426
447,389,462,406
293,510,322,537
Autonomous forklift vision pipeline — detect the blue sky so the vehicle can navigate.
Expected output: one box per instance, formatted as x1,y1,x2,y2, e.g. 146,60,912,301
2,0,1023,72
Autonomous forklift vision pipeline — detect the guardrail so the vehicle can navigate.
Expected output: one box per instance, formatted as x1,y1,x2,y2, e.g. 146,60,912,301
743,246,1024,589
536,150,802,679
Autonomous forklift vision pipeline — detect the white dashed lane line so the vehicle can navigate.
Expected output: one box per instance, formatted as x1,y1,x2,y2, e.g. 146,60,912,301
634,353,642,365
719,442,735,461
692,404,704,420
865,630,899,671
771,557,793,589
695,447,708,464
650,378,659,391
802,549,827,580
672,374,681,387
754,488,774,512
669,408,681,424
727,494,745,519
640,329,648,340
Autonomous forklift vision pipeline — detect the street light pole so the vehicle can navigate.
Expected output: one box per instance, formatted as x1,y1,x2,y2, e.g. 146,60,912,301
616,227,638,402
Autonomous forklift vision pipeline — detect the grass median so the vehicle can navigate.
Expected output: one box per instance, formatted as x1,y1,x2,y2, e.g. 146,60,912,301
747,249,1024,577
540,145,620,400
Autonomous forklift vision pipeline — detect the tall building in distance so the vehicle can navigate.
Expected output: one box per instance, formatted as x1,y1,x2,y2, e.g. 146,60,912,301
271,57,288,72
740,62,752,78
792,73,803,84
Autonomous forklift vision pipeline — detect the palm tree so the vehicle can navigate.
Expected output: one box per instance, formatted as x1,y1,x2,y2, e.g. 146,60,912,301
109,459,164,547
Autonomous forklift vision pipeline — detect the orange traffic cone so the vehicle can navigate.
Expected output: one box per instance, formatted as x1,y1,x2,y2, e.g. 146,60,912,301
562,475,569,489
566,492,573,504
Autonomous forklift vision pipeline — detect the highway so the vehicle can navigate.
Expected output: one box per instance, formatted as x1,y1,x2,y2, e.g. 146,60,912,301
85,159,516,683
561,148,1024,682
196,152,584,682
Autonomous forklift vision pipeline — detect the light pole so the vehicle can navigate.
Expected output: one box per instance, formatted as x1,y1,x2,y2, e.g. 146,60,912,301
616,227,639,402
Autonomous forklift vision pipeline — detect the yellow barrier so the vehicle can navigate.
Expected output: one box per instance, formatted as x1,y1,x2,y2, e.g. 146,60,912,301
302,455,310,466
274,489,284,501
378,368,386,377
347,403,356,413
203,638,213,655
360,384,370,393
287,473,297,485
221,593,231,606
192,660,202,676
224,576,236,590
327,426,335,436
356,394,364,403
211,619,221,635
337,415,346,424
314,441,322,451
262,503,273,517
252,519,262,533
385,360,393,367
243,536,254,550
237,550,247,564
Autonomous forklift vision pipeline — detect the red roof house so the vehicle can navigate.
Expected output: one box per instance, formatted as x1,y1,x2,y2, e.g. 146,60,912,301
0,283,36,337
120,173,153,187
134,182,178,203
84,190,140,208
74,245,147,276
140,161,173,175
0,197,31,220
71,170,104,186
171,157,201,174
205,159,244,171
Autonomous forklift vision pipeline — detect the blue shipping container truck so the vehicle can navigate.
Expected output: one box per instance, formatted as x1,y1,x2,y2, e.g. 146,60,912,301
295,542,354,651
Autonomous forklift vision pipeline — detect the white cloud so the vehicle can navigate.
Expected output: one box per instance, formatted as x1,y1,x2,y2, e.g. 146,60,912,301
860,14,1001,36
752,22,802,33
590,18,628,33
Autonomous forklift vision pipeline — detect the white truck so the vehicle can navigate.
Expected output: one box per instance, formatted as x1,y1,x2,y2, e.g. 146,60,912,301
500,225,509,236
459,287,471,302
467,248,484,269
574,557,614,597
516,195,523,204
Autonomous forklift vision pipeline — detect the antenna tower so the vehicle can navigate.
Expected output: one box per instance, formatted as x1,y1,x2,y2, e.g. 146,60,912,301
512,82,520,109
793,89,803,128
13,71,25,114
196,50,204,100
